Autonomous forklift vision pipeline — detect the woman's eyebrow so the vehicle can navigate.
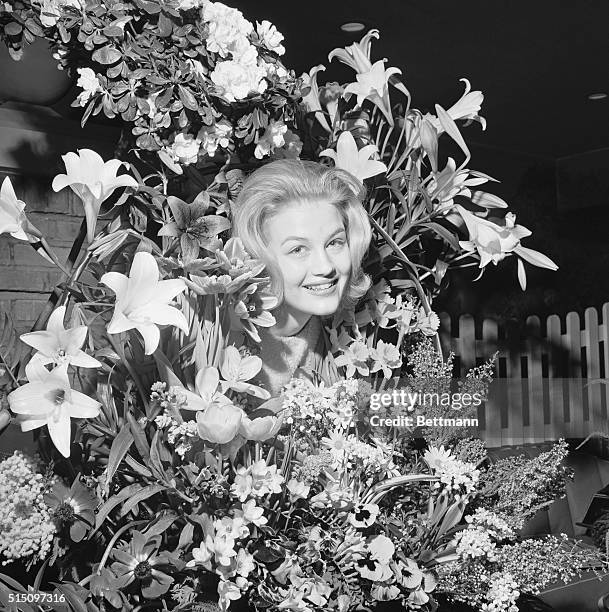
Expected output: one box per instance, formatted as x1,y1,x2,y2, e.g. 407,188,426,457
281,227,345,246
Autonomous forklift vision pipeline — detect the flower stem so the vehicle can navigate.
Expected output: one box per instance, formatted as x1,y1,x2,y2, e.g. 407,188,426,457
95,519,148,575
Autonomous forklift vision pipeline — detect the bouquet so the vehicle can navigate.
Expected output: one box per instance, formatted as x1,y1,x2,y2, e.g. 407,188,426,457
0,2,594,612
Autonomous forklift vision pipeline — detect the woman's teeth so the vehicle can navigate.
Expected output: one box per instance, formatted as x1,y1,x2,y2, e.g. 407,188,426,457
304,280,337,292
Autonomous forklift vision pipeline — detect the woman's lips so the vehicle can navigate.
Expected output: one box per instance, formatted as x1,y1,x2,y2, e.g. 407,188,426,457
303,279,338,294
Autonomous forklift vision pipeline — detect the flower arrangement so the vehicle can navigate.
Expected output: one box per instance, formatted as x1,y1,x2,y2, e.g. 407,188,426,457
0,1,596,611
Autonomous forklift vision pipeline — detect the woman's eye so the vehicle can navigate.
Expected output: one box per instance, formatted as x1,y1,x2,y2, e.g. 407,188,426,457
328,238,346,248
289,246,306,256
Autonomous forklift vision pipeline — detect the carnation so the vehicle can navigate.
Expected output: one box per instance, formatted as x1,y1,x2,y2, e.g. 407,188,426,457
169,133,201,165
75,67,102,106
256,20,285,55
211,59,268,102
254,119,288,159
201,0,254,59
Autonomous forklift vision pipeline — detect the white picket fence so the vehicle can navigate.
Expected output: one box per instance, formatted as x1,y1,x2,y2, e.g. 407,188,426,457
439,304,609,447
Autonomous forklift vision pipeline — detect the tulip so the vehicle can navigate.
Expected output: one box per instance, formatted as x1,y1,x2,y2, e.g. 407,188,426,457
52,149,138,243
8,361,101,458
101,251,188,355
197,401,245,445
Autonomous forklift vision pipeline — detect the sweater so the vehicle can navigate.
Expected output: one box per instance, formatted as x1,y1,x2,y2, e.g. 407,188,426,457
255,316,323,397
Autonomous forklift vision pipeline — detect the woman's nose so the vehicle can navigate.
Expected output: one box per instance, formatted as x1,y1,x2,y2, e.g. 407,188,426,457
311,247,336,276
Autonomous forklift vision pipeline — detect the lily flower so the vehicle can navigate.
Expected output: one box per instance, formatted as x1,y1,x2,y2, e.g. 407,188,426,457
328,29,380,73
158,192,231,264
52,149,138,243
321,131,387,182
178,365,230,412
219,346,270,399
425,78,486,132
8,361,101,458
457,206,557,288
44,478,97,542
20,306,101,368
101,251,188,355
343,60,402,125
300,65,332,132
111,531,174,599
0,176,30,240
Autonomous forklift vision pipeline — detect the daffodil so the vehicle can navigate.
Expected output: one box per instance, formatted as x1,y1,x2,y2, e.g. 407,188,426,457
8,361,101,458
158,192,231,264
344,60,402,125
101,251,188,355
0,176,29,240
20,306,101,368
334,339,370,378
320,131,386,182
52,149,138,243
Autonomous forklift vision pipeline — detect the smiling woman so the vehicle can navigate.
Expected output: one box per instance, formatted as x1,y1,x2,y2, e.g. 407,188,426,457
233,159,372,395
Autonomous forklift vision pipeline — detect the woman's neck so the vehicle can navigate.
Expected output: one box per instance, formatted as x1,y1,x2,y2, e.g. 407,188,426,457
271,305,311,336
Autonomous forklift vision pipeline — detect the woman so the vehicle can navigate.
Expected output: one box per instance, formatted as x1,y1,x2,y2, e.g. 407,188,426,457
233,159,372,396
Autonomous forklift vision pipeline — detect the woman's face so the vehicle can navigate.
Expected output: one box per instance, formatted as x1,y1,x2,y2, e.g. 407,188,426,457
265,199,352,320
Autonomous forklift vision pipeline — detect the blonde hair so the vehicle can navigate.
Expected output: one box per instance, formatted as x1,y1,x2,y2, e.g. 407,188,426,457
233,159,372,307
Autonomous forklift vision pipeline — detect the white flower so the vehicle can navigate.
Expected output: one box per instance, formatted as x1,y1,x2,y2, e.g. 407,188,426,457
256,20,285,55
236,548,255,577
100,251,188,354
237,498,267,526
169,133,201,166
75,68,101,106
211,59,268,102
52,149,138,243
0,176,29,241
8,361,101,457
286,478,310,501
218,579,242,611
254,119,288,159
423,446,454,471
201,1,253,58
20,306,101,368
321,130,386,182
416,308,440,336
176,0,204,9
348,502,379,528
198,120,232,157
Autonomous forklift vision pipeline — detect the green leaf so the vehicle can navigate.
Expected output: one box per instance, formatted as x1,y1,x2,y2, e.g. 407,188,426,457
93,483,144,532
126,412,151,462
105,425,134,488
437,500,466,538
51,584,89,612
4,22,23,36
419,222,461,250
92,45,123,65
120,483,166,517
144,512,178,537
178,86,198,111
177,522,194,550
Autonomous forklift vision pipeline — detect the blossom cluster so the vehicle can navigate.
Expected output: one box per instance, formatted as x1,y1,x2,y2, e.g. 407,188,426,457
423,446,480,497
0,452,56,565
